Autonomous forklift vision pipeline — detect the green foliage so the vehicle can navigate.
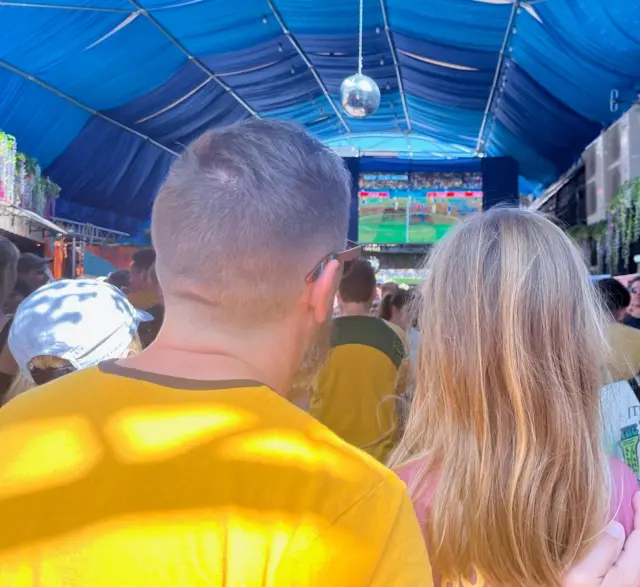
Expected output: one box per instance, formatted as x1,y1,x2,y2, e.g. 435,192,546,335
566,178,640,274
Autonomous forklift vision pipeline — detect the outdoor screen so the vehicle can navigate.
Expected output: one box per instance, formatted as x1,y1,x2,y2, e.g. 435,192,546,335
358,171,483,244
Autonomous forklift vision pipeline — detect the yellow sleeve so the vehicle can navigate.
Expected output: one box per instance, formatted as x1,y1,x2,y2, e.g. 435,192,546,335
279,477,434,587
366,486,434,587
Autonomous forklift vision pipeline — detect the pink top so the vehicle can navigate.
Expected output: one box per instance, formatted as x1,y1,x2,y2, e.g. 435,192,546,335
397,457,638,584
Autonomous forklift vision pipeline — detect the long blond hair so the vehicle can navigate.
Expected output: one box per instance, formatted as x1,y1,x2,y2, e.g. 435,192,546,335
389,208,610,587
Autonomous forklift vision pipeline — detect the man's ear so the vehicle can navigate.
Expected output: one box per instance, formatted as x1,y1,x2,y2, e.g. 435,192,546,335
309,260,341,324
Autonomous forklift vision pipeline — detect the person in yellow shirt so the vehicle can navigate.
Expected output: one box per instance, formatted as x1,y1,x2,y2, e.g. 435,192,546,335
595,278,640,381
310,260,406,462
0,120,432,587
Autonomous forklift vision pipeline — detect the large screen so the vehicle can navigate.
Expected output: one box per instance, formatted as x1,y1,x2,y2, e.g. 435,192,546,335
358,171,483,244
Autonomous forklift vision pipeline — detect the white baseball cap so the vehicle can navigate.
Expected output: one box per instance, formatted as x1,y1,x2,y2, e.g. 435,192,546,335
9,279,152,380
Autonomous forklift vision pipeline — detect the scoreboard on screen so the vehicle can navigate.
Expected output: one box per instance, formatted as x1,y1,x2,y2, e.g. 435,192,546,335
359,190,482,199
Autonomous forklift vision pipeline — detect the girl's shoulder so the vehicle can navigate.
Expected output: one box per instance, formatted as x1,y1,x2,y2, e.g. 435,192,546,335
609,457,639,536
395,459,436,529
398,457,638,538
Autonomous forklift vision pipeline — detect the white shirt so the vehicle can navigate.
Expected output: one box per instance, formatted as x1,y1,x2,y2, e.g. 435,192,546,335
601,380,640,483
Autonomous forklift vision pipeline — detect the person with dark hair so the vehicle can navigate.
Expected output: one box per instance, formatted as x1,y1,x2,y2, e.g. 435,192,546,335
106,269,131,293
127,247,157,310
597,278,632,322
309,259,407,462
379,287,420,365
380,281,399,299
4,279,32,316
597,279,640,487
17,252,51,295
378,288,410,327
624,276,640,329
136,264,164,348
0,237,19,400
595,278,640,381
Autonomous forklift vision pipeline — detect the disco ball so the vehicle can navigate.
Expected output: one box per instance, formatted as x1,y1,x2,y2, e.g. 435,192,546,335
340,73,381,118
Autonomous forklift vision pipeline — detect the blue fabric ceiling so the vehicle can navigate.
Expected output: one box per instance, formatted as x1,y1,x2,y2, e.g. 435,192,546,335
1,0,639,232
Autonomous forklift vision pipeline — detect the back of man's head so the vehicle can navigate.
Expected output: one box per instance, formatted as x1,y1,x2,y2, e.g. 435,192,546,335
339,260,377,304
152,120,352,325
595,278,631,321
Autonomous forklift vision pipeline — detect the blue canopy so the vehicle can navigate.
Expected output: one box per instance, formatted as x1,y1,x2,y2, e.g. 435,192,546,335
1,0,639,231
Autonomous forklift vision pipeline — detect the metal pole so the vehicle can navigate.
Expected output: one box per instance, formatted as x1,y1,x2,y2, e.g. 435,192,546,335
405,196,411,243
0,60,179,156
128,0,260,119
475,0,521,155
265,0,350,132
71,236,77,279
0,1,133,11
379,0,411,132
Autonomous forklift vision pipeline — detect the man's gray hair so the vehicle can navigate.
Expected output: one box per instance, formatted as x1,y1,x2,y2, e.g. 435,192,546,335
152,119,352,324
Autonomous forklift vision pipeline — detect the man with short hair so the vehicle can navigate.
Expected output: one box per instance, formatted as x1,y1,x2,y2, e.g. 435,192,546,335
0,120,432,586
309,259,407,463
17,252,51,295
127,247,157,310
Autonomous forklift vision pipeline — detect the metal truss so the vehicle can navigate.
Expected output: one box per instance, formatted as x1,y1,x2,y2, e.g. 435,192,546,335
51,217,130,244
0,59,180,156
128,0,260,119
379,0,411,132
265,0,350,132
475,0,521,155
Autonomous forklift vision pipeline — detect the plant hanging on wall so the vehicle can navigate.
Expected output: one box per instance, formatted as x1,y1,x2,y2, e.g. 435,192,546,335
567,221,607,272
606,177,640,272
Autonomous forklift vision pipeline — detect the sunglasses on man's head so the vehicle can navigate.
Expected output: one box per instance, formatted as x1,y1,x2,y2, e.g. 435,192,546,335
305,241,362,284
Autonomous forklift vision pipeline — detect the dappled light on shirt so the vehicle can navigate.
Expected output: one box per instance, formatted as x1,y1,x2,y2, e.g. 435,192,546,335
0,416,102,500
217,429,361,480
105,405,256,463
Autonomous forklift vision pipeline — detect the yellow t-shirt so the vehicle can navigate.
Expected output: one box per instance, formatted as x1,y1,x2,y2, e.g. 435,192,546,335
606,322,640,382
127,289,158,310
309,316,406,463
0,362,432,587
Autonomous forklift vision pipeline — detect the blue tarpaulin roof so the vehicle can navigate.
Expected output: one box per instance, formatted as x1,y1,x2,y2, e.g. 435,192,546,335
1,0,639,232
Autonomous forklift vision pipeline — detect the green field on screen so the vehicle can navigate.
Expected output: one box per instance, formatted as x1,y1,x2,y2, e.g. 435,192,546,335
358,197,464,244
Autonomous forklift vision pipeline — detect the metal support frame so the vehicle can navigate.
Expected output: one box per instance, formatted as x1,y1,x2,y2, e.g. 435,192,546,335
0,1,133,11
475,0,521,155
128,0,260,119
0,59,179,156
51,217,130,245
265,0,350,132
379,0,411,132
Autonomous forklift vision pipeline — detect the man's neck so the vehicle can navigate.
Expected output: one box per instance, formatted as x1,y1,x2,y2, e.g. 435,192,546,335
339,302,370,317
118,312,299,395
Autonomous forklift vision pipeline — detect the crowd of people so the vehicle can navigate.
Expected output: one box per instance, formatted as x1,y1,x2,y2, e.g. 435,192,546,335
0,119,637,586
